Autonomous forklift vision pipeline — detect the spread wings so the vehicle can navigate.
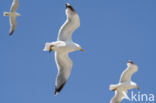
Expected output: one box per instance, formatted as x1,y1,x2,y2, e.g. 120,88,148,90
54,52,72,95
9,16,17,35
57,3,80,41
110,90,129,103
120,63,138,83
10,0,19,12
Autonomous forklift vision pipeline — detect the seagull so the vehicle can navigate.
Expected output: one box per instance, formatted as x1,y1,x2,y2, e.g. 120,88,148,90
109,60,140,103
43,3,84,95
3,0,21,36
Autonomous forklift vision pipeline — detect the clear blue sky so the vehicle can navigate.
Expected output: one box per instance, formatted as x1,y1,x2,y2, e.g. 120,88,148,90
0,0,156,103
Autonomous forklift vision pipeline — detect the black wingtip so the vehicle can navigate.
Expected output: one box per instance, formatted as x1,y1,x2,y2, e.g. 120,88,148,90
9,33,13,36
128,60,134,64
54,82,66,96
65,3,70,7
65,3,75,12
9,31,14,36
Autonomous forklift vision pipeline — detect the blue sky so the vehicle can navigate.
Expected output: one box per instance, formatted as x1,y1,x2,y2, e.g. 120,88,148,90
0,0,156,103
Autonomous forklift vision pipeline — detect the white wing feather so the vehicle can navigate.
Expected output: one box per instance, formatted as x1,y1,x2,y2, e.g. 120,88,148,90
110,90,128,103
54,51,72,94
9,16,17,35
120,63,138,83
57,8,80,41
10,0,19,12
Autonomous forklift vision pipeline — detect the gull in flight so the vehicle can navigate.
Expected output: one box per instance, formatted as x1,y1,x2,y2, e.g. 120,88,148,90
43,3,84,95
109,60,140,103
3,0,21,36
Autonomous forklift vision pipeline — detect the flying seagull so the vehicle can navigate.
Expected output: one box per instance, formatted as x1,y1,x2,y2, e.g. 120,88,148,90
3,0,21,36
109,60,140,103
43,3,84,95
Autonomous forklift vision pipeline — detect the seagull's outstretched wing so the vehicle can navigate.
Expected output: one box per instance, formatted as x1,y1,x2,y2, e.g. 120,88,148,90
110,90,129,103
54,52,72,95
10,0,19,12
9,16,17,35
57,3,80,41
120,61,138,83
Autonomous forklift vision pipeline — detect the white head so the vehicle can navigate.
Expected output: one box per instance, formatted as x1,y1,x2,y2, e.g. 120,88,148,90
131,81,140,90
74,43,85,52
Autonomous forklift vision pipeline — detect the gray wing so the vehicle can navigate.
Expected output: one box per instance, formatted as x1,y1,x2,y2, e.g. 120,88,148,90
57,4,80,41
9,16,17,36
54,52,72,95
10,0,19,12
110,90,128,103
120,63,138,83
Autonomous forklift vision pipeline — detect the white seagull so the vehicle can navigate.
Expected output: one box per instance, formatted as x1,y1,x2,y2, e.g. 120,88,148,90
109,60,140,103
3,0,21,36
43,3,84,95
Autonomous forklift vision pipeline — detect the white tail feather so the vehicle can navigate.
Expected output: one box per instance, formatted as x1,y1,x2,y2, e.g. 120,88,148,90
43,42,53,51
3,12,9,16
109,84,119,91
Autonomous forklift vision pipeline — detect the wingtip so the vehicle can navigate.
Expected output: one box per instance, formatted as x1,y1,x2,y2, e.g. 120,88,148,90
65,3,70,7
128,60,135,64
54,91,59,96
9,30,14,36
9,32,13,36
65,3,75,12
54,82,66,96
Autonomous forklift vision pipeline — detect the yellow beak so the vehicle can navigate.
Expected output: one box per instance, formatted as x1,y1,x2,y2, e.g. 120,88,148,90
80,48,85,52
137,86,140,90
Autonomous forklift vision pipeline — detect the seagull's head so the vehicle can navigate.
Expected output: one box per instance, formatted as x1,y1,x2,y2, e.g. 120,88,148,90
74,43,85,52
131,82,140,90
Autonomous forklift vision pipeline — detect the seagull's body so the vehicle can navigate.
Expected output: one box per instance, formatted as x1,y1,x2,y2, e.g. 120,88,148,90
43,3,84,95
109,61,140,103
3,0,21,36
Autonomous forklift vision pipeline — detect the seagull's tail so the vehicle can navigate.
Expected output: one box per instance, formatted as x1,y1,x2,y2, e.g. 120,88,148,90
109,84,119,91
122,91,130,100
3,12,10,16
43,42,52,51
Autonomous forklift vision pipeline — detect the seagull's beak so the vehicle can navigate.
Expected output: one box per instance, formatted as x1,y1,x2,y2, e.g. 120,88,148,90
136,86,140,90
80,48,85,52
